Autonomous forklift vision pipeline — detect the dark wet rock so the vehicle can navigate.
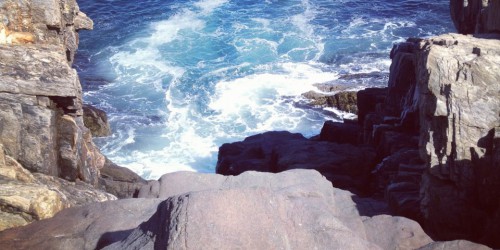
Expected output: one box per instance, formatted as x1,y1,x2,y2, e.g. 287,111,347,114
216,131,306,175
357,87,387,125
217,131,375,194
319,120,361,145
450,0,500,34
328,91,358,113
302,90,358,114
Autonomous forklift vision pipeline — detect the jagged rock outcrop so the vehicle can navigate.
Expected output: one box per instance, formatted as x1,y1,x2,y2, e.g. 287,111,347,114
416,34,500,246
450,0,500,34
0,0,93,63
1,169,487,250
216,131,376,194
359,33,500,247
302,90,358,113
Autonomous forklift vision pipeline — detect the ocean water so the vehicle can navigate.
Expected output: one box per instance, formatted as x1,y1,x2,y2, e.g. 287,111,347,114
75,0,454,179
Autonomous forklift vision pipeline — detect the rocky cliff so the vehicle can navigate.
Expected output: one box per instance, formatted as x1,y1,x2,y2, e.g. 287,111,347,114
0,0,121,230
0,0,498,249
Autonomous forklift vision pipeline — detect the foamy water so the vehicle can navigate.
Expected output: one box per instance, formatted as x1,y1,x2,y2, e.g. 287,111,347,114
76,0,453,179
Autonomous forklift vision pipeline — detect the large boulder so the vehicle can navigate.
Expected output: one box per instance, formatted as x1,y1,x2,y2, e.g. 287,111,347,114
216,131,376,193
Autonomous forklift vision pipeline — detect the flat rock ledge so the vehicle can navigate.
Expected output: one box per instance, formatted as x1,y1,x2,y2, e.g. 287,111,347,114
0,169,489,250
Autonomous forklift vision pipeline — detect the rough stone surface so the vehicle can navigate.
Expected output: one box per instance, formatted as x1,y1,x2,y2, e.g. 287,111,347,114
216,131,376,193
83,104,111,137
0,144,115,231
0,3,104,186
0,170,489,249
109,170,432,250
416,34,500,243
302,90,358,113
99,158,147,199
0,0,93,63
362,33,500,247
0,198,162,249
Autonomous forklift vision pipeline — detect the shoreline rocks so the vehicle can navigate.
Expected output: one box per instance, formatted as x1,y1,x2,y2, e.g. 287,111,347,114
1,170,488,250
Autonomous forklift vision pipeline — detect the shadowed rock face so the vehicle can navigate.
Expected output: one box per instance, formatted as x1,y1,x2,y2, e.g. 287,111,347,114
361,33,500,247
216,131,376,194
83,104,111,137
2,169,485,250
450,0,500,34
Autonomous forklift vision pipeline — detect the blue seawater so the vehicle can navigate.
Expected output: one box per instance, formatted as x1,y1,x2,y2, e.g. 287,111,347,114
75,0,454,179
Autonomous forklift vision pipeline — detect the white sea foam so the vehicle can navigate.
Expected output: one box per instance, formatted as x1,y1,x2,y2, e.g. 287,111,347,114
86,0,449,180
194,0,229,14
208,62,338,132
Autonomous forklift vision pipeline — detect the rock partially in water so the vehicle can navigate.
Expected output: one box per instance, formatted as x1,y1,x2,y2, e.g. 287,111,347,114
302,90,358,113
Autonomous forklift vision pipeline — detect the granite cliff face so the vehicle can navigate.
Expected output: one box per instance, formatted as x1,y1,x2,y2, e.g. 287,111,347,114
0,0,498,249
0,0,121,230
0,0,103,185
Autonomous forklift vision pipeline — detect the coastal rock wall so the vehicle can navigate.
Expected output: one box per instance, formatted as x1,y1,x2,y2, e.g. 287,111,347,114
0,0,121,231
0,0,104,186
370,33,500,246
417,34,500,245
